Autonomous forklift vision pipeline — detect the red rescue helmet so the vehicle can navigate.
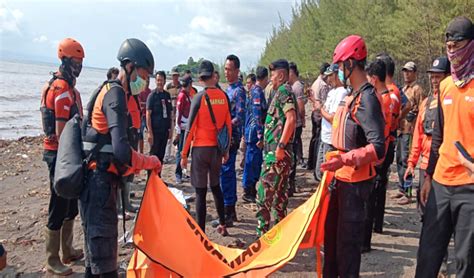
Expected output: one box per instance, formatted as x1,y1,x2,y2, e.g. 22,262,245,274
332,35,367,64
58,38,85,60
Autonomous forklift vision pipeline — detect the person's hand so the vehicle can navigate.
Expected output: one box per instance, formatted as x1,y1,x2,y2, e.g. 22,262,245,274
321,155,344,172
420,174,432,206
223,152,229,164
154,158,163,174
148,134,153,146
256,140,264,149
181,156,188,170
457,151,474,180
276,147,286,161
404,165,415,181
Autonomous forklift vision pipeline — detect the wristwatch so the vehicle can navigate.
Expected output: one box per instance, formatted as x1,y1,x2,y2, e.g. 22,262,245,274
278,142,286,149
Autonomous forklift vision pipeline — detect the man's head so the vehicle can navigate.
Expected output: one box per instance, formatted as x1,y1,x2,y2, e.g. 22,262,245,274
180,75,193,92
256,66,269,88
171,67,180,84
155,71,166,92
269,59,289,90
214,70,220,86
332,35,367,87
106,67,119,80
324,64,342,88
246,73,256,91
365,60,386,89
289,62,299,84
375,52,395,79
445,16,473,54
427,56,451,93
320,62,330,76
58,38,85,79
117,38,154,95
198,60,215,86
225,54,240,83
402,61,417,84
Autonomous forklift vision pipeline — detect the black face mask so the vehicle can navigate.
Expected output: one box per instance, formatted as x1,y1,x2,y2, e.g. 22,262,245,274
70,60,82,78
60,58,82,84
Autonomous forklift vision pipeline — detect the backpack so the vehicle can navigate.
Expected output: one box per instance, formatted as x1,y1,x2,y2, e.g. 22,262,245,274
53,81,117,199
203,91,230,154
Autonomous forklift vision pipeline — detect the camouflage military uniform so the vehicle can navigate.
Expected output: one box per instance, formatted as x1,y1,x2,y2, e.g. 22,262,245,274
256,83,296,236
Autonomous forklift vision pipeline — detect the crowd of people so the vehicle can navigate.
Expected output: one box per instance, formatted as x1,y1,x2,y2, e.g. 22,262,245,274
32,15,474,277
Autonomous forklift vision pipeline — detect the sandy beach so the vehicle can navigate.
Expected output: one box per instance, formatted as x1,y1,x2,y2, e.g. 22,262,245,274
0,113,436,278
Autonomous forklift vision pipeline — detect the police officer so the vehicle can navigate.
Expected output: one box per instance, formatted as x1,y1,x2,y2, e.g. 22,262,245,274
242,66,268,203
81,38,161,277
256,59,296,237
40,38,85,276
221,54,246,225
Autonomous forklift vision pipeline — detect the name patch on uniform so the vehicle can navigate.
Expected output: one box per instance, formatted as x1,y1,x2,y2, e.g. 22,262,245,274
465,96,474,103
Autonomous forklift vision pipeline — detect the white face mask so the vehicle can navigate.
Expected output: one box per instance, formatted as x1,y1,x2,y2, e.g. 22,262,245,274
130,74,147,95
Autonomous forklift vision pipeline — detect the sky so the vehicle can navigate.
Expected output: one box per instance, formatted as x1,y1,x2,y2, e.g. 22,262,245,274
0,0,297,70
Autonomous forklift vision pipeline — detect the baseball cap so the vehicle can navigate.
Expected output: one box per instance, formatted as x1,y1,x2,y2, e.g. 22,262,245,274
445,16,474,42
402,61,417,72
427,57,450,74
198,60,214,78
171,66,179,75
269,59,289,71
324,64,339,75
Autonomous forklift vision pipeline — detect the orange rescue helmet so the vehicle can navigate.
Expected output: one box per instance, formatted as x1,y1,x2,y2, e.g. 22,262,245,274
58,38,85,60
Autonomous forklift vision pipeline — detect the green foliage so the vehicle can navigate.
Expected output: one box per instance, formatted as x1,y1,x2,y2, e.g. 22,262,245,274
260,0,473,85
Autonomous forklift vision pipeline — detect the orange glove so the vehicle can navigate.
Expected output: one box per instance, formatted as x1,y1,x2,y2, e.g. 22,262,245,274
321,154,344,172
130,150,161,172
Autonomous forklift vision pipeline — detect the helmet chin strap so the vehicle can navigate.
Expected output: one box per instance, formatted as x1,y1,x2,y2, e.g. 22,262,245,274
342,60,354,89
122,62,135,96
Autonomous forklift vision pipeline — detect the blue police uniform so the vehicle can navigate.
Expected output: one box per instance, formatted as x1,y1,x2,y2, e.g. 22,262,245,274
220,81,246,209
243,84,267,195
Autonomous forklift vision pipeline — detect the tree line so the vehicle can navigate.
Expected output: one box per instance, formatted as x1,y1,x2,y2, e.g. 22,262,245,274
259,0,473,87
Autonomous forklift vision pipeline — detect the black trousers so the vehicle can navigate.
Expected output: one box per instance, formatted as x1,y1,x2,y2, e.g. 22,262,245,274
415,180,474,278
150,130,169,163
80,156,120,275
324,179,374,278
363,141,395,248
43,150,78,230
289,126,303,187
307,112,321,170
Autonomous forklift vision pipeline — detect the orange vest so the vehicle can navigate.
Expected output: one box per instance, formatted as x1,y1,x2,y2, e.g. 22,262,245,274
433,77,474,186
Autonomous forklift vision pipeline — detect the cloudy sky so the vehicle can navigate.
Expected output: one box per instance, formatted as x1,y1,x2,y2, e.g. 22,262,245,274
0,0,297,70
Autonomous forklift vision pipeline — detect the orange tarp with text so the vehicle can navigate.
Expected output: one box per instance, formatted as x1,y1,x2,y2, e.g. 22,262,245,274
127,171,333,277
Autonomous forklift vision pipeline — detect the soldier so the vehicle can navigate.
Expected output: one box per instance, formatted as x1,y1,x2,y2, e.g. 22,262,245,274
256,59,296,237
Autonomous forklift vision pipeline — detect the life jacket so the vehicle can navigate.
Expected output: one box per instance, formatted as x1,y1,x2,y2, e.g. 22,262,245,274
422,94,437,136
331,90,363,152
40,74,80,146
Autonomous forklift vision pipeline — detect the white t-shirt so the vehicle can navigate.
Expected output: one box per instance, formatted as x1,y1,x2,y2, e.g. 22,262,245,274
321,87,348,144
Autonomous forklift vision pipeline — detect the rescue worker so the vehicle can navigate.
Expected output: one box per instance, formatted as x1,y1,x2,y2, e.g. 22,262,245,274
221,54,246,226
416,16,474,277
405,57,450,216
175,75,193,184
256,59,296,237
362,59,392,253
372,52,401,233
40,38,85,276
242,66,268,203
81,38,161,277
321,35,385,277
181,60,232,236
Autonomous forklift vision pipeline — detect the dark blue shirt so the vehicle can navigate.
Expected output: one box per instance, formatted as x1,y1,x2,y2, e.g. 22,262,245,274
245,84,267,143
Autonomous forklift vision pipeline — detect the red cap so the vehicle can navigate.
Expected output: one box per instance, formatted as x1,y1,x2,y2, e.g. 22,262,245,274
332,35,367,64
